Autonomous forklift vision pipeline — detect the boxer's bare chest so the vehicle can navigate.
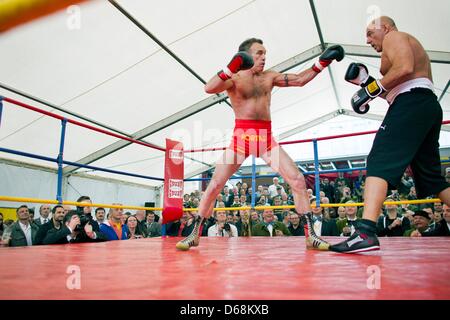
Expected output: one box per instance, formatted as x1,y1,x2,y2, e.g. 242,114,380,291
232,73,273,100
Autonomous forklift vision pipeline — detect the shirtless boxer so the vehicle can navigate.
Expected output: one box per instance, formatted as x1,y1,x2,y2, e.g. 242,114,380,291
176,38,344,250
331,16,450,253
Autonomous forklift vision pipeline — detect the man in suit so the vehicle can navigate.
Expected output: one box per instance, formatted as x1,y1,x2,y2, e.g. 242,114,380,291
288,212,303,236
336,200,361,236
297,198,339,236
144,211,161,237
252,209,291,236
34,205,66,245
34,204,52,226
44,210,106,244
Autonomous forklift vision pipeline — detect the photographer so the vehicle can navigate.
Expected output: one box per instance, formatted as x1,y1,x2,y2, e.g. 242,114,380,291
43,210,106,244
207,210,238,237
76,196,101,233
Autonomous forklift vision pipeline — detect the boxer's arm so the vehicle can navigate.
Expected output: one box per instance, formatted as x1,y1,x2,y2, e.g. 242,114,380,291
272,69,318,87
379,33,414,90
204,75,234,94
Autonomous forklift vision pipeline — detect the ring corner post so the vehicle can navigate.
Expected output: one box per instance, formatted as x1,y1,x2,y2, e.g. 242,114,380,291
312,139,320,208
56,118,68,204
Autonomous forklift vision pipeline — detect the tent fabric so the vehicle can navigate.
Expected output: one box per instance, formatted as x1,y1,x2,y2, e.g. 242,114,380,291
0,0,449,187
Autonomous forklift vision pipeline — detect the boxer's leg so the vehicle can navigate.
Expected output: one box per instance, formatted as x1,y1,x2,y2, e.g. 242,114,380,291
176,148,245,251
261,145,330,250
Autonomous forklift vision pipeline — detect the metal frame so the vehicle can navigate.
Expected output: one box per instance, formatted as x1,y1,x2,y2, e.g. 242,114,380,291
338,44,450,64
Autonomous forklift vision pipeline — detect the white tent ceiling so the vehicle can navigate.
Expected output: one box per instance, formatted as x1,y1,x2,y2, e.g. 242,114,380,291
1,0,449,187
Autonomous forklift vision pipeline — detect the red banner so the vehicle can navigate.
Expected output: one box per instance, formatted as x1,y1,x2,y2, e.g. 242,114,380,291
162,139,184,224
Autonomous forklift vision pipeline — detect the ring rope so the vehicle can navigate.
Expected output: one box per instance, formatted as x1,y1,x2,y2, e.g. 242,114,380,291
0,195,440,212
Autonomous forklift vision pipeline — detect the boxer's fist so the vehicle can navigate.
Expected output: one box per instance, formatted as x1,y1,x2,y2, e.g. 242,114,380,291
351,79,386,114
345,63,375,87
218,52,254,81
312,45,345,73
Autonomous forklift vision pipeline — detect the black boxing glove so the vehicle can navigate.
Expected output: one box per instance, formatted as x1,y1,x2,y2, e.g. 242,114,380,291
218,51,254,81
351,79,386,114
312,45,345,73
345,63,375,87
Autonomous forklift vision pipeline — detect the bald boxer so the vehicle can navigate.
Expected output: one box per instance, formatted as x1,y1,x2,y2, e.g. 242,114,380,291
331,16,450,253
176,38,344,250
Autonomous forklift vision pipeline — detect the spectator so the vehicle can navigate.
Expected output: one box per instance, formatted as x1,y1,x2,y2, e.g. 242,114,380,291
336,206,347,222
281,210,290,227
377,197,411,237
272,197,284,221
405,210,434,237
233,212,242,234
95,207,106,225
300,198,338,236
207,210,238,237
183,194,190,208
63,205,73,215
191,198,200,208
307,189,314,199
399,172,414,196
255,185,264,202
288,212,303,236
76,196,101,233
239,195,248,206
336,201,360,236
120,211,130,225
1,205,39,247
222,186,234,207
215,193,224,207
134,210,147,231
257,195,268,206
321,178,334,202
145,211,161,237
402,209,415,225
433,202,444,223
420,204,450,236
268,177,285,198
321,196,336,219
35,205,66,245
339,186,355,203
407,186,418,200
0,212,4,237
216,201,226,208
252,209,291,237
177,212,198,237
126,215,146,239
43,210,105,244
239,210,252,237
226,212,235,224
422,207,436,230
34,204,51,226
246,187,253,203
230,196,241,207
239,188,247,200
100,205,129,241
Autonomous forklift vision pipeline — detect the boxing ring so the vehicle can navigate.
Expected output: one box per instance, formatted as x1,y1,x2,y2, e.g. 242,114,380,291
1,237,450,300
1,95,450,300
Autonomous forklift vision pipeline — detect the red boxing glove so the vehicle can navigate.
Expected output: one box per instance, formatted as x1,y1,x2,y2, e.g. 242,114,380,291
312,45,345,73
218,51,254,81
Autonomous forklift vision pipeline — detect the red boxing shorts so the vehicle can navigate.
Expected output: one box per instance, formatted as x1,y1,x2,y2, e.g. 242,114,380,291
228,119,278,158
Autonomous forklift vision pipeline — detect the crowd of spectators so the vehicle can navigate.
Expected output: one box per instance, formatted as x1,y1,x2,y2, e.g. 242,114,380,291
1,170,449,248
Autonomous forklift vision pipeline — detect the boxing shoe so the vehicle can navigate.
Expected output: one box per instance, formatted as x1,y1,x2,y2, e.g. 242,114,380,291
176,215,204,251
301,212,330,251
329,219,380,253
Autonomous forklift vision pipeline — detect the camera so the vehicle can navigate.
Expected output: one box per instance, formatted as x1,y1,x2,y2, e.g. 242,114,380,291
74,212,90,232
224,223,231,232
